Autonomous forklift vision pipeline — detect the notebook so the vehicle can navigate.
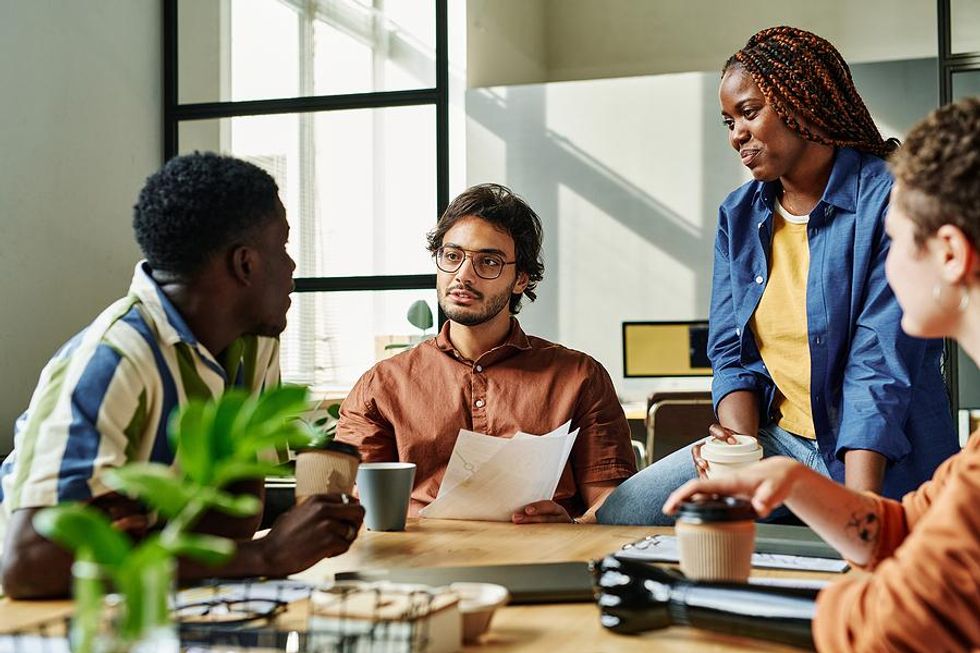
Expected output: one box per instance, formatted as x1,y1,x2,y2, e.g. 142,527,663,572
617,524,848,573
336,561,595,604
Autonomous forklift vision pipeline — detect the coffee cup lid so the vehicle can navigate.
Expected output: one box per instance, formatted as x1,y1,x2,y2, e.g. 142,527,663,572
700,434,762,464
675,496,757,523
299,439,362,459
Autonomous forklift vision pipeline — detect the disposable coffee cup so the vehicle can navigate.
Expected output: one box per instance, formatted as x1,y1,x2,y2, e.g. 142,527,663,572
675,496,757,582
295,440,361,503
700,434,763,479
356,462,416,531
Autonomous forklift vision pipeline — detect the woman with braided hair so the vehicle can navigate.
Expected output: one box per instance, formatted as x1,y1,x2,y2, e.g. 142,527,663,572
598,26,958,526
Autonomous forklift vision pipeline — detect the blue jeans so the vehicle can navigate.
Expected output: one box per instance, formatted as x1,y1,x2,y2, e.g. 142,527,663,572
596,422,830,525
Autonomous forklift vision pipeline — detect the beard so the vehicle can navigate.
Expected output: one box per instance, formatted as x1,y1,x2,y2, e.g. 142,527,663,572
439,282,513,327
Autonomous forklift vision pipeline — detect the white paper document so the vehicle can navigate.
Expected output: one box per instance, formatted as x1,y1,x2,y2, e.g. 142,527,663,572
418,421,578,521
617,534,849,573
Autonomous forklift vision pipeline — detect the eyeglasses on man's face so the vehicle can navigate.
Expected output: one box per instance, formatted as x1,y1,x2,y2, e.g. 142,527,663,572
434,246,517,280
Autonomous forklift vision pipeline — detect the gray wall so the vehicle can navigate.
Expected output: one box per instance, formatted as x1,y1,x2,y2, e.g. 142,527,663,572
0,1,161,452
468,0,937,87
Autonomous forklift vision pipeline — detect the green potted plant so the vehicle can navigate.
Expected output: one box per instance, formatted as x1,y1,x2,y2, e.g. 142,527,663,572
382,299,435,356
33,385,314,653
294,401,361,502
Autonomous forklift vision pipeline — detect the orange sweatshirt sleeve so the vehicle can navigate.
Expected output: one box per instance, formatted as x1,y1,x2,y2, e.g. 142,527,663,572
814,434,980,653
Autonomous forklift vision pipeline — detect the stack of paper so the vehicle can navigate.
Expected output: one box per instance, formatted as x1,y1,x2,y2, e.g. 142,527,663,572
419,421,578,521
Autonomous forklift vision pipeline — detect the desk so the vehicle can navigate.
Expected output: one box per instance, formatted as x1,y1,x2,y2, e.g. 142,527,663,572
2,520,831,651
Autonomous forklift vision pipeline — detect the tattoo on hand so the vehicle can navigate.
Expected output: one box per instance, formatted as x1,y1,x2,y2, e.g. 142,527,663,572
845,511,880,544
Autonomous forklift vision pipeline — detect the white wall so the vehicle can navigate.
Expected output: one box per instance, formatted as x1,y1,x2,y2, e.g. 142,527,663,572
0,1,161,452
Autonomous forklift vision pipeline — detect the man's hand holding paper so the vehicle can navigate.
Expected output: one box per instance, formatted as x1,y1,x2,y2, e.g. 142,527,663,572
418,422,579,522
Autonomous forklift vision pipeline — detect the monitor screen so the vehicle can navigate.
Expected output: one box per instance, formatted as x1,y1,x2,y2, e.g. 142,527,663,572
622,321,712,377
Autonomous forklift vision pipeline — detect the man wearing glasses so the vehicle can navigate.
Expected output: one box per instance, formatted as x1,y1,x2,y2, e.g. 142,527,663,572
338,184,636,523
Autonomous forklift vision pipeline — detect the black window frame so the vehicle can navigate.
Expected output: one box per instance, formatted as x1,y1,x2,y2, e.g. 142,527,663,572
937,0,980,417
161,0,449,300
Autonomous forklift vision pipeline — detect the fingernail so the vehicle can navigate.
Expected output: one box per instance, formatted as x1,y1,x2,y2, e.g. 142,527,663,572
526,506,535,514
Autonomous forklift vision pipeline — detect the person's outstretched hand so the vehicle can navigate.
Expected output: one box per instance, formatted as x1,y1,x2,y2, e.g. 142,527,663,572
664,456,803,518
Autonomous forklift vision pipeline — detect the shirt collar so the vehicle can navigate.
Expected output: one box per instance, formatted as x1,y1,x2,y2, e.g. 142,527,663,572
434,317,532,365
753,147,861,215
128,261,199,347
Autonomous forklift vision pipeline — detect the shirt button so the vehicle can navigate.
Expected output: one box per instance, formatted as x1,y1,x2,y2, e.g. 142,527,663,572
814,335,823,345
824,207,834,218
735,328,741,336
757,222,763,229
475,365,483,373
755,275,764,284
475,399,485,408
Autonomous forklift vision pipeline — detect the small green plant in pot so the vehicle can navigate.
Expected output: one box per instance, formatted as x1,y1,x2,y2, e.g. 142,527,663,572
383,299,435,355
294,401,362,502
33,385,313,653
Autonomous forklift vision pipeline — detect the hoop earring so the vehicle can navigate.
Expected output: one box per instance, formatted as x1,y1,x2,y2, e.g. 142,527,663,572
932,282,970,312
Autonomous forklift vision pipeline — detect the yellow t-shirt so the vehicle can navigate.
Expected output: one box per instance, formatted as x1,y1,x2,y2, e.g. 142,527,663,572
748,201,816,439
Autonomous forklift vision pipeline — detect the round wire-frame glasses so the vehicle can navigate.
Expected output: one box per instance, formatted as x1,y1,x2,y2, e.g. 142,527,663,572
434,246,517,280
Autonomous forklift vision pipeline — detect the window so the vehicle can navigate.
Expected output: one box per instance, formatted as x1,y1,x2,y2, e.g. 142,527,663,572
165,0,449,391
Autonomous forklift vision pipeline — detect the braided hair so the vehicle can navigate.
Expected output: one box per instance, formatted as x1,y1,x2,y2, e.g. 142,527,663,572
723,26,898,158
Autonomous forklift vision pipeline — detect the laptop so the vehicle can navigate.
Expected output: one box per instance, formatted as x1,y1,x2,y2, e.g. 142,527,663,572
336,561,595,604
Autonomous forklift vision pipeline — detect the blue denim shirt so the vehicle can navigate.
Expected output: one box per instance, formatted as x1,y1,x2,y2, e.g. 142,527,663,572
707,147,958,499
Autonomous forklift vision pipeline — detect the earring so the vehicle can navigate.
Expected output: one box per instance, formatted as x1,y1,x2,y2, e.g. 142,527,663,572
932,283,970,312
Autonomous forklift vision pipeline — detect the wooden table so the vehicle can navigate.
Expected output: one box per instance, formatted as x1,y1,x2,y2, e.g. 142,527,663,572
297,519,829,652
1,519,833,651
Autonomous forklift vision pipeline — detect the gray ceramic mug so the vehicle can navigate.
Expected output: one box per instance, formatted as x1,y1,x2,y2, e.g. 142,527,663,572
356,462,416,531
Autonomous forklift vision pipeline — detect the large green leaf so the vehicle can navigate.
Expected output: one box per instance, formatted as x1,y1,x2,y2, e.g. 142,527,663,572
406,299,433,331
33,504,132,566
104,464,194,520
169,401,211,484
237,386,309,445
209,390,248,465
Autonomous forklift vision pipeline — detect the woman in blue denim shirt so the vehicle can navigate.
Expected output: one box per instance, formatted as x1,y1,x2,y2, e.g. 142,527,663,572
598,26,959,525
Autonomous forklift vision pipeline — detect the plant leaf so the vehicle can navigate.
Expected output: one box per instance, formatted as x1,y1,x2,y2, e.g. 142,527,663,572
212,460,288,489
196,485,263,517
164,532,236,566
32,504,132,566
210,390,248,465
104,464,195,519
169,400,211,484
407,300,433,331
326,403,341,419
240,386,309,440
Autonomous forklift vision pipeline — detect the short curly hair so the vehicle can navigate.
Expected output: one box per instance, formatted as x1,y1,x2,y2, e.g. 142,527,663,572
889,97,980,249
133,152,281,278
426,183,544,314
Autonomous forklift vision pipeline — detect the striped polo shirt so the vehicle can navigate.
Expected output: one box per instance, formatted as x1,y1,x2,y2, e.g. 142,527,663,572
0,262,279,542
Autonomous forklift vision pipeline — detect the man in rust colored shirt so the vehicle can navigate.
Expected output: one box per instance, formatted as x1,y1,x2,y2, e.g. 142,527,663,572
339,184,637,523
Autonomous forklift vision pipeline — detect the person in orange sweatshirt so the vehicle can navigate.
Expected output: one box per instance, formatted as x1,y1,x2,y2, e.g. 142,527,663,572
657,96,980,651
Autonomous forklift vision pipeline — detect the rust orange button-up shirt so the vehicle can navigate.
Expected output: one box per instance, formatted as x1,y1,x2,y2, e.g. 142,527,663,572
337,319,636,517
814,430,980,652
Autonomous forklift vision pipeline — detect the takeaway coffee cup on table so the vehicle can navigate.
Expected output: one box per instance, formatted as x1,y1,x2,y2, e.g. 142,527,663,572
295,440,362,502
700,434,763,479
356,462,416,531
675,496,757,582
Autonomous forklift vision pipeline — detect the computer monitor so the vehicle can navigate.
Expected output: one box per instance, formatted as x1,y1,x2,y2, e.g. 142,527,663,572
622,321,712,377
